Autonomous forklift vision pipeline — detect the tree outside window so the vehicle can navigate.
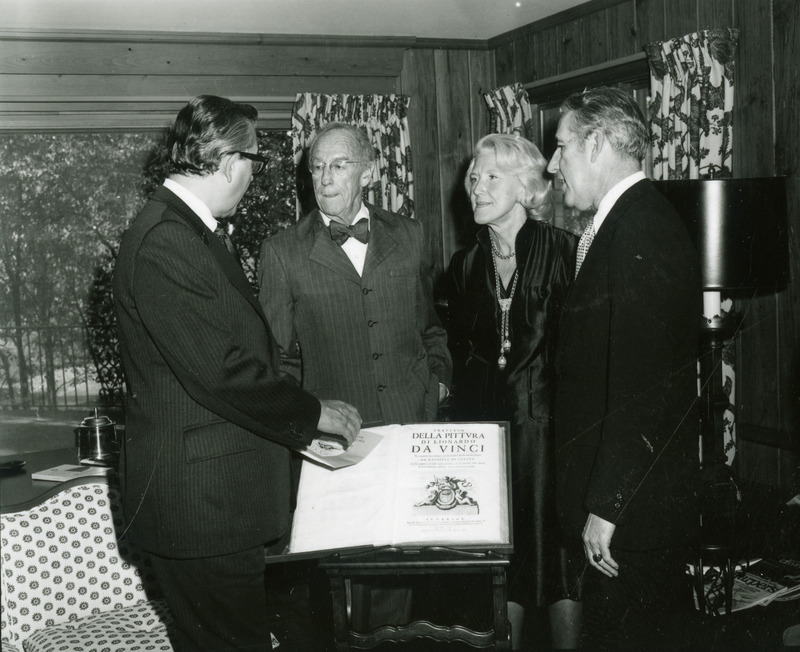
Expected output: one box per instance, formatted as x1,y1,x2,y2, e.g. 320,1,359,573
0,130,295,413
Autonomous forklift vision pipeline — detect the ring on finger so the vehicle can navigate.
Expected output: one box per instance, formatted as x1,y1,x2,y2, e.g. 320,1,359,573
592,553,603,563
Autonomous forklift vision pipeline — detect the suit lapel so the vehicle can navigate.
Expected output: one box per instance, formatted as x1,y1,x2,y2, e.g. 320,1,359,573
156,186,270,325
306,210,365,284
571,179,649,290
363,205,398,277
207,233,263,309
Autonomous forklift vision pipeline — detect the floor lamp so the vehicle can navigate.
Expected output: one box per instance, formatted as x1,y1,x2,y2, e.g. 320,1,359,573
655,177,790,467
654,177,789,613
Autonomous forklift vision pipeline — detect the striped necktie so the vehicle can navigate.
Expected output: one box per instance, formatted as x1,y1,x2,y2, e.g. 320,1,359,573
214,225,236,255
575,220,595,279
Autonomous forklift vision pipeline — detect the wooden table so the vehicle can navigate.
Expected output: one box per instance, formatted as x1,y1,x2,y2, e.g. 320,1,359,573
0,447,91,511
319,546,511,651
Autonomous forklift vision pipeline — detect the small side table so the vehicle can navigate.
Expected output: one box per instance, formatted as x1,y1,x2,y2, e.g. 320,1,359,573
694,543,735,616
0,448,80,512
319,546,511,651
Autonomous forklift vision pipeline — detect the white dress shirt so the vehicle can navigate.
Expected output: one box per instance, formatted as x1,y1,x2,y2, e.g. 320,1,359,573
319,204,371,276
163,178,220,233
591,171,646,234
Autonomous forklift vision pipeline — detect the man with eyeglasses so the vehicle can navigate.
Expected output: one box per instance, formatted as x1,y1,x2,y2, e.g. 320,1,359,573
113,96,361,651
258,122,452,630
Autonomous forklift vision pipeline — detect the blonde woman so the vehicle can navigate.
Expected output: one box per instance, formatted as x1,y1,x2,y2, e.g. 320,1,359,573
444,133,580,649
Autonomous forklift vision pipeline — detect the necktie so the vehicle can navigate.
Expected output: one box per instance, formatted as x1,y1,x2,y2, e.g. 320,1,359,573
329,219,369,246
214,225,236,255
575,220,595,279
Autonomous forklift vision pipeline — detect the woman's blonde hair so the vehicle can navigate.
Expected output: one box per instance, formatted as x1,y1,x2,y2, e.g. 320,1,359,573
465,133,553,221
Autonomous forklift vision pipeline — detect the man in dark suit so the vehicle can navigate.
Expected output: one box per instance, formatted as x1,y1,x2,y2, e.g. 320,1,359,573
113,95,361,651
548,87,701,649
258,123,452,629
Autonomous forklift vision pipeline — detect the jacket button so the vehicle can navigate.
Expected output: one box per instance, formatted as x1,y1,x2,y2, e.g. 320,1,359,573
368,320,377,327
614,502,621,510
372,353,381,360
377,384,386,392
616,493,623,500
362,287,371,295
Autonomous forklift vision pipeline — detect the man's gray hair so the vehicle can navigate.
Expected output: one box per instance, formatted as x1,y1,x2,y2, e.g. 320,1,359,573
561,87,649,162
308,122,375,164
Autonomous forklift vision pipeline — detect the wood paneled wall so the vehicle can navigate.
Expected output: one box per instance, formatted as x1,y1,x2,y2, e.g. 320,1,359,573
0,29,407,131
400,48,495,273
491,0,799,489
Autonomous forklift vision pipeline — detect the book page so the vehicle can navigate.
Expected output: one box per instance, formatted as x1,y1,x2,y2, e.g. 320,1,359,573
388,422,509,547
288,427,398,553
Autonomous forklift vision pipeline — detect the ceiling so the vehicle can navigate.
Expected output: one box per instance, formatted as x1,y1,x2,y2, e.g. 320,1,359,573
4,0,587,40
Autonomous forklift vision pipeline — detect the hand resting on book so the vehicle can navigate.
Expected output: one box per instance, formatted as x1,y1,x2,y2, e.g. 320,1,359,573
317,399,361,447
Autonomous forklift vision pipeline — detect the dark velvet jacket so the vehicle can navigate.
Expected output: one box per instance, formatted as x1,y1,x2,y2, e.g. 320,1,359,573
443,218,577,605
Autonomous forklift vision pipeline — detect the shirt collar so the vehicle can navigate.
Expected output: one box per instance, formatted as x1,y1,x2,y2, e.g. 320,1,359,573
319,203,370,228
593,171,646,232
163,178,217,232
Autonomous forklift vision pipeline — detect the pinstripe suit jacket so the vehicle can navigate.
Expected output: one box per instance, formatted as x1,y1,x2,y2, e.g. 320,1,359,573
258,204,452,425
113,185,321,558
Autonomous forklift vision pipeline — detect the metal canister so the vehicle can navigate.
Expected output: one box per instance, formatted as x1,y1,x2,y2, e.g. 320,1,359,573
75,408,119,466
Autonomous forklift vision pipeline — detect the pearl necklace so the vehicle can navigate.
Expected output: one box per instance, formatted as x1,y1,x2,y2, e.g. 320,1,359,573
489,232,516,260
491,252,518,370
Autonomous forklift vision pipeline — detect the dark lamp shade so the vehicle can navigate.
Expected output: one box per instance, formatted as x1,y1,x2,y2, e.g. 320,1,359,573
654,178,789,290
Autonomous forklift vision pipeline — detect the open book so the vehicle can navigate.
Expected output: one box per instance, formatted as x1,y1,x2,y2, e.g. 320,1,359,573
287,422,511,556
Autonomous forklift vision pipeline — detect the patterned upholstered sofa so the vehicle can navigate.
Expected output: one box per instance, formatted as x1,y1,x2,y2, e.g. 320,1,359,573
1,477,174,652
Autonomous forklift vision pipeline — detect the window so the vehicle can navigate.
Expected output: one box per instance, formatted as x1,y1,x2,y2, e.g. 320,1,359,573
0,130,294,412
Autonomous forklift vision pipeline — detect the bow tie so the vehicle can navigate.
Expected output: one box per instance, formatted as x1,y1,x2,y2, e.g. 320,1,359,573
329,219,369,246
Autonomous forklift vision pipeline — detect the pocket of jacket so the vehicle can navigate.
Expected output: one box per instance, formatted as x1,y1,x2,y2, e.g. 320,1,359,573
184,419,256,463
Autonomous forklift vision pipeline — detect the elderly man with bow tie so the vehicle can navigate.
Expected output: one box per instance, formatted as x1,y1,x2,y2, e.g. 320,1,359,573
257,122,452,631
259,121,450,433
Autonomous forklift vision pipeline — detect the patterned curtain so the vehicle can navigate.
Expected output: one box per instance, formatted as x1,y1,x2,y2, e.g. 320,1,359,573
482,83,535,139
647,28,739,465
647,28,738,180
291,93,414,218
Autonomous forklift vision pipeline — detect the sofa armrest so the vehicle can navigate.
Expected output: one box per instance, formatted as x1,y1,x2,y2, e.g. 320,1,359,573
1,477,162,646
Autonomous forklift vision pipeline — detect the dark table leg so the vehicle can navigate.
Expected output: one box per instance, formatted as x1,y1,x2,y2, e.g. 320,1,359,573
492,565,510,650
327,568,350,651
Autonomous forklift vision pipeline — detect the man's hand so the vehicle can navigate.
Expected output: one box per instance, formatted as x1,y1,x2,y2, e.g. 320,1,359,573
317,399,361,447
582,513,619,578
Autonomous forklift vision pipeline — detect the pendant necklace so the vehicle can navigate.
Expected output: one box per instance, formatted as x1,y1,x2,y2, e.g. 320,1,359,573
491,246,518,371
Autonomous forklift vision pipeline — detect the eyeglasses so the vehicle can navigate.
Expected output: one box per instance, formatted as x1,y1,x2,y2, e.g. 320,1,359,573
234,151,269,175
308,159,367,177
